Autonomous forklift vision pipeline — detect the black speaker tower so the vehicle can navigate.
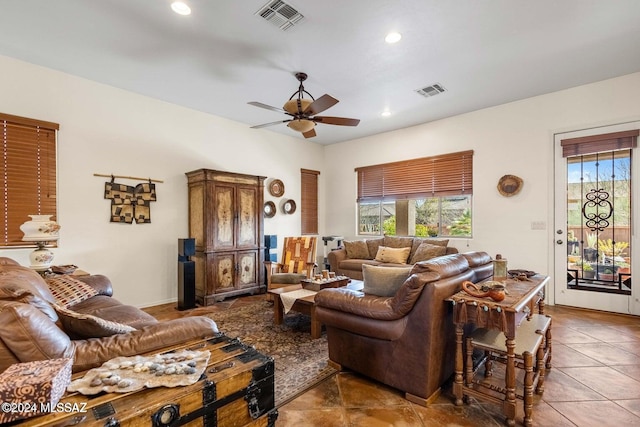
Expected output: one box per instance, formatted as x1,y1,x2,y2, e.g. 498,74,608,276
177,238,196,310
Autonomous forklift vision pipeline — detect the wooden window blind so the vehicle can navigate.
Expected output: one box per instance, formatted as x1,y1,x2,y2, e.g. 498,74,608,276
301,168,319,235
561,130,639,157
1,113,59,247
355,150,473,201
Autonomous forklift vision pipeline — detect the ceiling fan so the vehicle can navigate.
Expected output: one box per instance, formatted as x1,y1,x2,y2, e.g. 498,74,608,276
248,72,360,138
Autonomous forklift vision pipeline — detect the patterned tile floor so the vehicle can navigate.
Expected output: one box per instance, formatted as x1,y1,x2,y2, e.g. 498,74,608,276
148,301,640,426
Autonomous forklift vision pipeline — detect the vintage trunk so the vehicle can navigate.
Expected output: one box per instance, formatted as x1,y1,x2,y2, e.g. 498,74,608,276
19,335,277,427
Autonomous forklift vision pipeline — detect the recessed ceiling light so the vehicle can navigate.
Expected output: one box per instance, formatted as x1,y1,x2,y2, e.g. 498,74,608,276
385,32,402,44
171,2,191,15
381,110,392,117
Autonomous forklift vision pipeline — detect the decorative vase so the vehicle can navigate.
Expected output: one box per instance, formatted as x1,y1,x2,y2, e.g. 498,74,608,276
493,254,508,282
29,245,55,271
19,215,60,242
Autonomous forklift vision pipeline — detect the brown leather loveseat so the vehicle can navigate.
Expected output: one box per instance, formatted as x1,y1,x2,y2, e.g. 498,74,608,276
315,251,492,405
328,236,459,280
0,257,218,373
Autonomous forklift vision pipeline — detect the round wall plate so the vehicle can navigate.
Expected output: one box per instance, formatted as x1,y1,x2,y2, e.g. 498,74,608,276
497,174,523,197
282,199,296,214
264,201,276,218
268,179,285,197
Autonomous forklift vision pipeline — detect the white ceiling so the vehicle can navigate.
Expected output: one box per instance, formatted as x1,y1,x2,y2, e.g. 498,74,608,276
2,0,640,145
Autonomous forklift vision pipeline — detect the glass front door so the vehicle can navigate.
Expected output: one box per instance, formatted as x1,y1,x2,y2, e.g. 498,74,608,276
554,124,639,315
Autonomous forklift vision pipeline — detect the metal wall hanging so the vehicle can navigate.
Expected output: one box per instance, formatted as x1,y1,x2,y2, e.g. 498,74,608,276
268,179,285,197
282,199,296,214
96,174,162,224
264,201,276,218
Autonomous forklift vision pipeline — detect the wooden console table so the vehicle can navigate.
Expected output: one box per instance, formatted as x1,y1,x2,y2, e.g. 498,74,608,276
448,275,549,426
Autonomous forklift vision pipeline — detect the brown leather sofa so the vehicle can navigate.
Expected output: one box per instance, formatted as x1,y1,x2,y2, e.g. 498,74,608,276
315,251,493,405
0,257,218,373
328,236,459,280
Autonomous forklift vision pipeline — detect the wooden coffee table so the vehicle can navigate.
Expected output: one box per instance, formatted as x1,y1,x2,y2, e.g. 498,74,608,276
268,280,363,339
269,284,321,338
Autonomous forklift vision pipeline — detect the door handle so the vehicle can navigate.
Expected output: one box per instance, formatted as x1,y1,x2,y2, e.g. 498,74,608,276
556,239,563,245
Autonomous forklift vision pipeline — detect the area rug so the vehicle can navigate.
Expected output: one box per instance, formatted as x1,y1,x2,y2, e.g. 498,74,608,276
198,299,336,407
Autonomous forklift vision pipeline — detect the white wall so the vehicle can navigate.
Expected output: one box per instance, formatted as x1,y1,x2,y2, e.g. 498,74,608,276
324,72,640,284
0,55,325,307
3,51,640,308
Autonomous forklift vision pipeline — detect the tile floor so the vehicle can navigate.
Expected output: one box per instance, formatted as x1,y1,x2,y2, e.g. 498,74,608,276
148,301,640,426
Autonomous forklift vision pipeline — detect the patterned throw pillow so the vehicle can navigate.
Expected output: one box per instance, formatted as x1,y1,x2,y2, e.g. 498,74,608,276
410,242,447,264
53,304,136,338
45,276,98,308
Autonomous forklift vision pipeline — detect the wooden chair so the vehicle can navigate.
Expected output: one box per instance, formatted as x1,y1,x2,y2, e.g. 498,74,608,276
265,236,317,300
465,314,552,427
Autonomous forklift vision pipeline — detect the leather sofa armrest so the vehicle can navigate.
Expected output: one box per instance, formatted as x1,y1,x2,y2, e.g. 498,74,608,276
327,248,347,272
76,274,113,297
316,272,440,321
72,316,219,372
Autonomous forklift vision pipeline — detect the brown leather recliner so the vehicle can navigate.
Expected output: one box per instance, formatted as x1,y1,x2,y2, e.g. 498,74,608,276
0,258,219,373
315,251,493,405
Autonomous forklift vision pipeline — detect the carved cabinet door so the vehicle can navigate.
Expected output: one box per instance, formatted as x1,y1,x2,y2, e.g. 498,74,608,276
212,252,236,294
237,250,258,288
213,184,236,250
236,185,259,249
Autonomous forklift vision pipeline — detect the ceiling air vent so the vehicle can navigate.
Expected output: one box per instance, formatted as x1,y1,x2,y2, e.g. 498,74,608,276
416,83,446,98
255,0,304,31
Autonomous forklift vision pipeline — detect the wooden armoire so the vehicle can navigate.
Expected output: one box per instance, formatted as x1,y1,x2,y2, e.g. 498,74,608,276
186,169,266,305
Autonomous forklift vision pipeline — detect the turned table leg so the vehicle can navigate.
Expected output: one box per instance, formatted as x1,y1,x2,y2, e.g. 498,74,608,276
504,336,517,427
523,351,534,427
453,323,464,406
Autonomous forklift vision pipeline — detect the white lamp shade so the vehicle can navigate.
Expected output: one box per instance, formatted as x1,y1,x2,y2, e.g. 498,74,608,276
20,215,60,242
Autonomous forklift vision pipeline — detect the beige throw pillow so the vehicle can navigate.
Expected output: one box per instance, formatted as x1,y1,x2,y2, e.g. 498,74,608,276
374,246,411,264
344,240,370,259
362,264,412,297
410,242,447,264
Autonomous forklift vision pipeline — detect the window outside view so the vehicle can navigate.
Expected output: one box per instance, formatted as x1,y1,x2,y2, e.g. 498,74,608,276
358,195,472,238
566,150,631,293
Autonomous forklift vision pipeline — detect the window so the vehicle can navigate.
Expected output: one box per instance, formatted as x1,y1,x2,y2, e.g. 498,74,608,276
356,151,473,237
1,113,59,247
301,168,319,235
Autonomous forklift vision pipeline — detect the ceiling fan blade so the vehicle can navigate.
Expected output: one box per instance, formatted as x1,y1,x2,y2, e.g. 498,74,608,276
302,128,317,138
312,116,360,126
303,94,338,115
248,101,287,114
251,119,291,129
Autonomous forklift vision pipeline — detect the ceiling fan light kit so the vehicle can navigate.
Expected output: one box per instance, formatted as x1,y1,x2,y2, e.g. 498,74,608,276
287,119,315,133
249,72,360,138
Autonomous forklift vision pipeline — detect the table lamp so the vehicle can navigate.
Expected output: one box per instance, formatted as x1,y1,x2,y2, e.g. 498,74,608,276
20,214,61,271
